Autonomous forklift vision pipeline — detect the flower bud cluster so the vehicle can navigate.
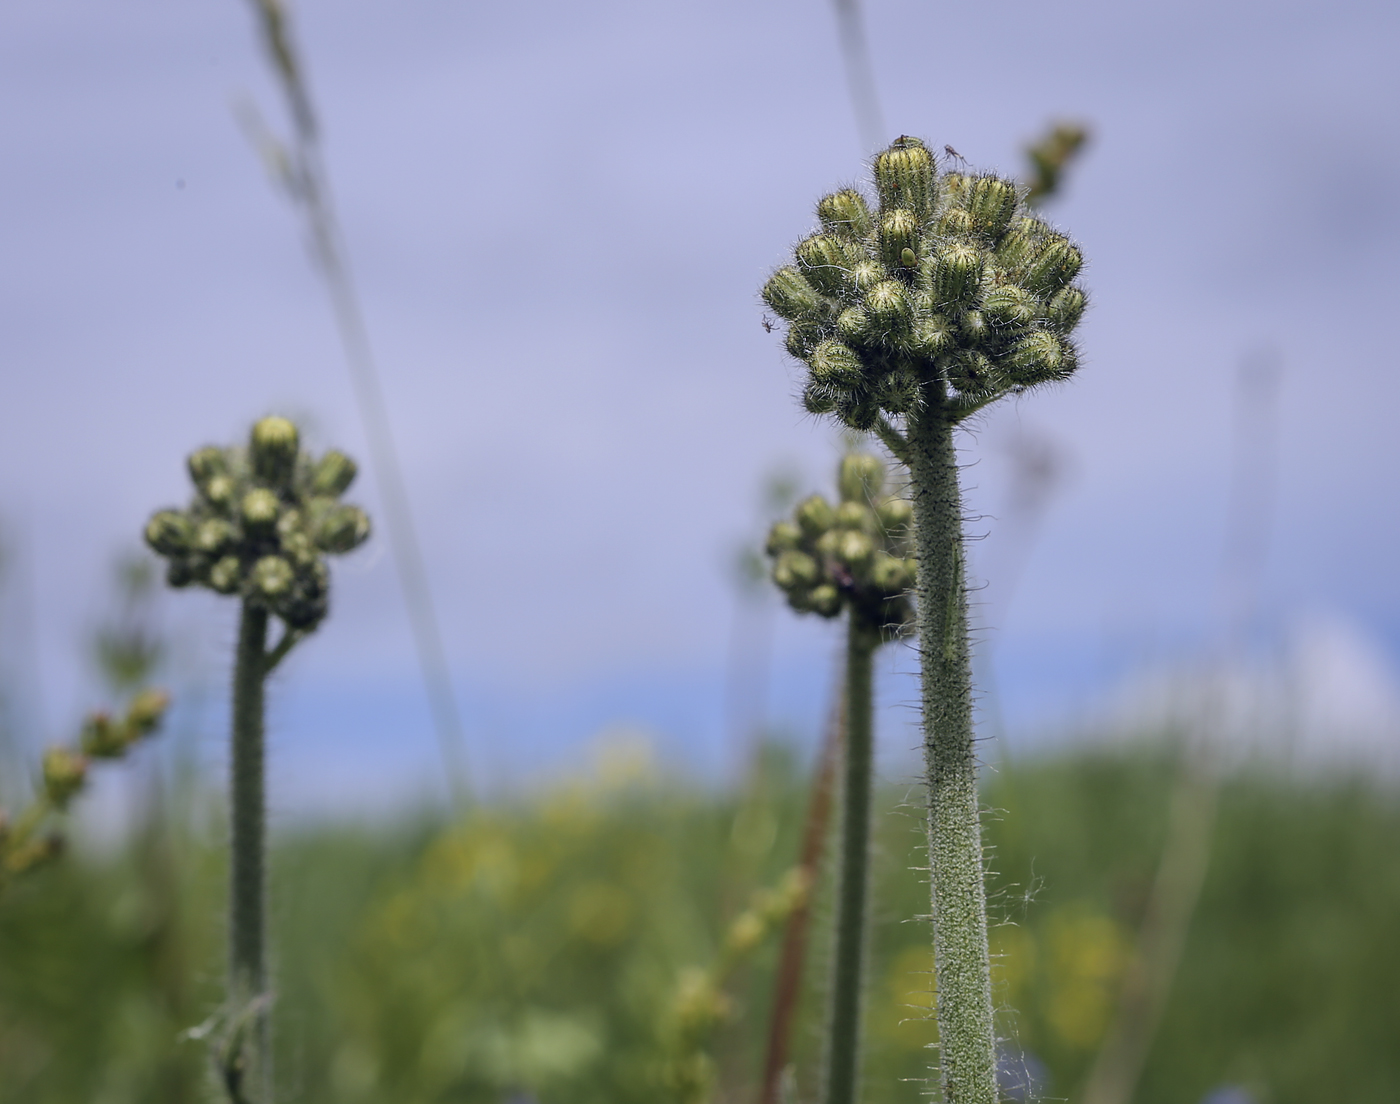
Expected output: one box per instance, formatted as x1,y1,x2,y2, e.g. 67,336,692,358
143,417,369,631
765,453,916,634
762,136,1087,429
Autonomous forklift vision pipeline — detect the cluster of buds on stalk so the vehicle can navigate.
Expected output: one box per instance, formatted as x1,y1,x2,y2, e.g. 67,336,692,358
765,453,915,635
762,136,1086,430
143,417,369,632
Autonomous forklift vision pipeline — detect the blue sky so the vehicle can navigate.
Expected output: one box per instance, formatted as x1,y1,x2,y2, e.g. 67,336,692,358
2,0,1398,811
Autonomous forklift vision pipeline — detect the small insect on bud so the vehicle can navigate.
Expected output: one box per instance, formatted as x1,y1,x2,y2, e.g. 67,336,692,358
1045,286,1087,333
1024,236,1083,293
933,243,985,309
773,550,820,591
864,280,913,331
765,521,802,556
797,235,855,296
762,267,823,322
251,555,295,599
313,504,370,554
187,446,227,489
795,494,836,537
208,555,243,595
250,416,300,489
874,137,935,217
878,209,919,269
876,496,913,533
309,450,357,496
144,510,192,556
125,689,170,738
817,189,873,239
808,340,865,388
240,489,281,536
193,518,237,556
900,247,917,269
965,176,1019,239
42,747,88,808
807,583,844,618
80,712,126,758
839,453,885,503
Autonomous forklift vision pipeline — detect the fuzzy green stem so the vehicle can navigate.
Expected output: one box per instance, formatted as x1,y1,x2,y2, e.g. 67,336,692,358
230,601,271,1102
824,612,877,1104
906,403,997,1104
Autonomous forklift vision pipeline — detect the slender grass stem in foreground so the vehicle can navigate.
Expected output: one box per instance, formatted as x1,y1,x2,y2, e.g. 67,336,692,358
767,453,915,1104
762,137,1087,1102
145,416,370,1102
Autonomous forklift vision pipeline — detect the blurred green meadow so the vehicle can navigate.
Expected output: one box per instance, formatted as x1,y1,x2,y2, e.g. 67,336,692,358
3,737,1398,1104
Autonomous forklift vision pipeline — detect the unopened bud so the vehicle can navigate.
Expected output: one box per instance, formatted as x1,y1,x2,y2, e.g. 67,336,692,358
816,189,872,239
762,267,822,321
937,207,975,237
251,555,294,599
835,529,874,568
984,286,1038,328
911,316,953,359
42,747,88,807
765,521,801,556
876,496,913,532
203,474,236,511
849,260,883,294
1005,330,1073,383
865,280,912,331
314,504,370,554
795,494,836,537
802,381,838,415
1046,286,1087,333
933,243,985,308
807,583,843,617
796,235,855,296
209,555,243,595
309,450,357,496
966,176,1019,238
80,712,126,758
869,552,911,592
145,510,192,556
836,306,873,345
773,550,820,590
241,488,281,535
878,209,919,269
808,340,865,388
945,349,998,393
960,310,990,345
839,454,885,503
193,518,237,556
250,416,300,488
187,447,227,489
125,689,170,737
1024,236,1083,293
874,138,935,216
785,320,822,360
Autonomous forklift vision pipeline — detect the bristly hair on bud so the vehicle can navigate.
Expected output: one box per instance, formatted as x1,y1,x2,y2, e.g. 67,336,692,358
760,135,1088,432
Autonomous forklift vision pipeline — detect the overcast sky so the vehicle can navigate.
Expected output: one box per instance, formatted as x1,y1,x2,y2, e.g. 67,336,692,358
2,0,1397,809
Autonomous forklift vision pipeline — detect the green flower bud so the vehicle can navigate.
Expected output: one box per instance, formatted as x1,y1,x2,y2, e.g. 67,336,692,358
795,494,836,537
933,243,985,308
802,381,838,415
187,446,227,489
996,217,1045,270
817,189,873,239
966,176,1019,239
1024,236,1083,293
960,310,990,345
765,521,802,556
937,207,975,237
166,558,197,588
773,550,820,590
807,583,843,617
808,340,865,388
241,488,280,536
193,518,237,556
940,172,971,207
80,712,126,758
874,368,920,414
874,138,935,216
785,320,824,359
839,453,885,503
836,306,874,345
835,529,874,567
876,496,913,533
983,285,1039,328
314,504,371,554
1046,286,1087,333
849,260,883,294
945,349,1000,394
277,560,330,629
763,267,823,321
42,747,88,807
310,450,358,496
865,280,912,331
910,316,953,358
878,209,919,269
145,510,192,556
250,416,300,488
835,393,881,432
203,474,236,512
208,555,243,595
280,528,318,567
251,555,294,599
125,689,170,737
834,501,872,531
1005,331,1075,383
797,235,856,296
868,552,911,593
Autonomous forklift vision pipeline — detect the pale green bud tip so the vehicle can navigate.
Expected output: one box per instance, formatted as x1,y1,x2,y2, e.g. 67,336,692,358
796,235,854,296
809,340,864,387
315,504,371,554
241,488,281,533
209,555,242,595
772,550,819,590
835,501,871,529
310,450,357,495
966,176,1019,237
145,510,192,556
806,584,842,617
42,747,87,807
250,416,299,486
187,446,227,488
252,555,295,598
795,494,836,536
865,280,912,329
835,529,874,566
194,518,236,555
762,267,821,322
878,209,919,268
874,137,935,215
839,454,885,503
816,189,872,238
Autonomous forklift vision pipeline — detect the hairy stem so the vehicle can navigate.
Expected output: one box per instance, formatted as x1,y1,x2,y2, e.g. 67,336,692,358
906,403,996,1104
230,601,271,1102
824,615,877,1104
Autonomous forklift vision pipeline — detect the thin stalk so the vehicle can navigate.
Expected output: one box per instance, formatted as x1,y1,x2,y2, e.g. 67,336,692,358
906,403,997,1104
229,601,271,1102
759,687,844,1104
824,615,877,1104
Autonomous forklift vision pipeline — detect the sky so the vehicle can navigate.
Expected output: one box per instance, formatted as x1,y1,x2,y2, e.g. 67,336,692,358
1,0,1398,813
